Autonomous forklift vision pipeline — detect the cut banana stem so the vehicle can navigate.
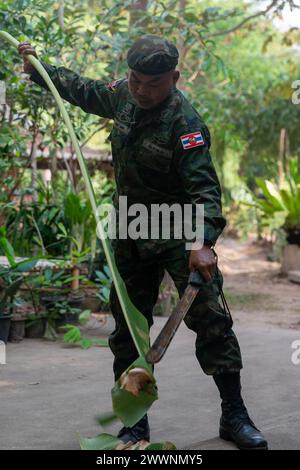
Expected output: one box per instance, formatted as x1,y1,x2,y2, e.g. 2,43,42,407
120,367,152,396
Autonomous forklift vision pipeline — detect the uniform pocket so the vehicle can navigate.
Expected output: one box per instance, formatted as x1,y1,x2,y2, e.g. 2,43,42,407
184,298,233,342
136,141,173,174
109,120,131,150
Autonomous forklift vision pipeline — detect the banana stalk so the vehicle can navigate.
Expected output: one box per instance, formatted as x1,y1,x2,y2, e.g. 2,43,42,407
0,30,149,356
0,30,157,427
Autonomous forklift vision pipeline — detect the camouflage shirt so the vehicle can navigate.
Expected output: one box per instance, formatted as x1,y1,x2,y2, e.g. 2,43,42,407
30,63,226,248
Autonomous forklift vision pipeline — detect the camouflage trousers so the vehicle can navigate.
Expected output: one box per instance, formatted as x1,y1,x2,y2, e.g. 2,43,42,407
108,240,243,381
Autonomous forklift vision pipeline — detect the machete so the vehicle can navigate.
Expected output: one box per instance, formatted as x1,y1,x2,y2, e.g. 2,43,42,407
146,270,204,364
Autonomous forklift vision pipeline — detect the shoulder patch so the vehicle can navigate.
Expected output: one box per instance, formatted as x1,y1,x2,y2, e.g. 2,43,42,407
180,131,205,150
106,79,123,92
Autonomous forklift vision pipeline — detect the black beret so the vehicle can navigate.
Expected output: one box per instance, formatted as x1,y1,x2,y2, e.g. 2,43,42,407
127,35,179,75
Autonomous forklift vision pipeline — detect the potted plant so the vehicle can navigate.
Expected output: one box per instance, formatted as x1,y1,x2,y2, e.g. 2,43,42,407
0,269,22,342
49,299,81,329
8,297,27,343
94,265,112,312
25,312,48,339
58,191,95,303
0,227,38,342
249,158,300,273
39,191,96,335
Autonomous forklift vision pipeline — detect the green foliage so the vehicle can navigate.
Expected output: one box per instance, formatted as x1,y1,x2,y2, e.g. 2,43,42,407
0,226,15,266
79,433,123,450
3,185,97,258
5,1,299,435
251,158,300,232
62,309,109,349
60,191,96,256
4,190,65,256
0,0,107,158
95,265,112,304
95,412,119,427
0,227,38,314
112,356,157,428
32,267,69,290
1,0,300,239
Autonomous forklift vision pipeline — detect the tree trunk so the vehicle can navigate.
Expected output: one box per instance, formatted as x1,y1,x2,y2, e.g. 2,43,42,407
58,1,64,30
177,0,187,90
30,137,38,203
129,0,148,27
278,128,287,186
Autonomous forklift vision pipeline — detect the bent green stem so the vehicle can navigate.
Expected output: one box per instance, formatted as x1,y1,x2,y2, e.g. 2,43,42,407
0,30,150,359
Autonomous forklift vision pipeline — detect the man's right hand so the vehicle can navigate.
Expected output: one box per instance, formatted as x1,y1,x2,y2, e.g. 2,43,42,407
18,42,38,75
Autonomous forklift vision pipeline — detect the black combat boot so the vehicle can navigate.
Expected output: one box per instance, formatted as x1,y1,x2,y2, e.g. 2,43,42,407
213,373,268,450
117,414,150,444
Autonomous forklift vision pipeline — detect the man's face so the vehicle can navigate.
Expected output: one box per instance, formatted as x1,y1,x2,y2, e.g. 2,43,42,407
128,69,180,110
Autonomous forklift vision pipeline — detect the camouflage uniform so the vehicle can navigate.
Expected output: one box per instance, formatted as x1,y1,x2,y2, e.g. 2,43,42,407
30,35,243,381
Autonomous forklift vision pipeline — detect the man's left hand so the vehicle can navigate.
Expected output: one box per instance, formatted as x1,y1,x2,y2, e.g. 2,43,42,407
189,243,216,282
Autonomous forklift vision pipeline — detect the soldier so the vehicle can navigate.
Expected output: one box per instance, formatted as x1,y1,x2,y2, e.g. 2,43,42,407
18,35,268,450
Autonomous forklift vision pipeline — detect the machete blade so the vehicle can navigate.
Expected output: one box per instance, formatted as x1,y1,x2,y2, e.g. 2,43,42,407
146,271,204,364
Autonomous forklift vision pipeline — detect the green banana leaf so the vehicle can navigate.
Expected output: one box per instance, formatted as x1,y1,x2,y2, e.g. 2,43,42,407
0,30,156,427
79,433,123,450
0,227,16,267
112,356,157,427
255,178,286,212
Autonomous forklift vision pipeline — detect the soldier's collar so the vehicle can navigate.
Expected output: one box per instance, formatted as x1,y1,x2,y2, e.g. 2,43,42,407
128,87,181,124
156,88,181,123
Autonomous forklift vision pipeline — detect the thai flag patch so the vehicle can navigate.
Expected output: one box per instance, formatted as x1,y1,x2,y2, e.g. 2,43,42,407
180,131,205,150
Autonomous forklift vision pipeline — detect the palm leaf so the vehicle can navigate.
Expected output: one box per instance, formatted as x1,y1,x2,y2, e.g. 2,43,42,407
255,178,285,212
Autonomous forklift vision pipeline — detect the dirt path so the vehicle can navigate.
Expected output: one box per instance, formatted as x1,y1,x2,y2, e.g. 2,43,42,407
216,237,300,330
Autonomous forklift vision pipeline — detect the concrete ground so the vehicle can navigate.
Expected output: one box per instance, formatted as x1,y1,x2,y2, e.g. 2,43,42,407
1,317,300,450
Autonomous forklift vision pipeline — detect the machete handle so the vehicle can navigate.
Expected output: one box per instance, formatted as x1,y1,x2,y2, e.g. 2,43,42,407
188,270,207,286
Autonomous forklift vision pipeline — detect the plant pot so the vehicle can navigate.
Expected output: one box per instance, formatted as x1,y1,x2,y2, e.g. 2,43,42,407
285,228,300,246
8,315,25,343
25,316,47,338
68,290,85,309
0,314,12,343
81,295,102,312
40,293,67,309
281,243,300,274
55,291,85,327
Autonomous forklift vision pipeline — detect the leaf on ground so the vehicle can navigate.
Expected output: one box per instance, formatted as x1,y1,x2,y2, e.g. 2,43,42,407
79,432,176,450
145,442,177,450
79,433,122,450
95,411,119,427
80,338,92,349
